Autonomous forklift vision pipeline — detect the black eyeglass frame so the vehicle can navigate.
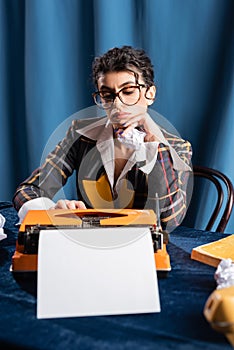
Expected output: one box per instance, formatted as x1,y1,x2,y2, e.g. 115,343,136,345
92,84,147,109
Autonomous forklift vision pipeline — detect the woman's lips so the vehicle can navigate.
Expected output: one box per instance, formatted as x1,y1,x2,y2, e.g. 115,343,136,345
111,111,131,120
117,112,131,117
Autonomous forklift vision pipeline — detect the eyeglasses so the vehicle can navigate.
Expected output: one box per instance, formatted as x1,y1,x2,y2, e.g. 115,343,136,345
92,84,146,109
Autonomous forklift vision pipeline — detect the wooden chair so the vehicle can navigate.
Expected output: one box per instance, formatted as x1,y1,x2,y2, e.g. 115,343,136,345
190,165,234,232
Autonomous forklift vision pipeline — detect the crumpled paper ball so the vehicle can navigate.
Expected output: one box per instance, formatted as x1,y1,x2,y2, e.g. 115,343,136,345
0,213,7,241
117,128,146,150
215,258,234,289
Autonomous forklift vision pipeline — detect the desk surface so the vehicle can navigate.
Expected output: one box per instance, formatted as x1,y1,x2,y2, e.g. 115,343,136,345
0,201,232,350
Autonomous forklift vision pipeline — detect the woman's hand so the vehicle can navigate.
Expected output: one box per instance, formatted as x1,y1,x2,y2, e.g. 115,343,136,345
50,200,86,210
111,107,159,142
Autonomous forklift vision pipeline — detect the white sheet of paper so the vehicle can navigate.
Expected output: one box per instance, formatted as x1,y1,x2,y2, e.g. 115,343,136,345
37,226,160,319
0,229,7,241
0,214,6,241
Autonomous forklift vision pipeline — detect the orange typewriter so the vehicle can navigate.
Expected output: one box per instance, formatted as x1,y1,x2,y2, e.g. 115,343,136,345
12,208,171,274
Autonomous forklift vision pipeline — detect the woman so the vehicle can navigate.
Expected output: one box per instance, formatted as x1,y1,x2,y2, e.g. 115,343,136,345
13,46,192,231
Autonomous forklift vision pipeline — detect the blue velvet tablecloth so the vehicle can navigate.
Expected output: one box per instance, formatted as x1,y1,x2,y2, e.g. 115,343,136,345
0,201,232,350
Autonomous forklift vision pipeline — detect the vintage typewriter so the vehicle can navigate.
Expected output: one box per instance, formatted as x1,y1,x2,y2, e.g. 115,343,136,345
12,208,171,274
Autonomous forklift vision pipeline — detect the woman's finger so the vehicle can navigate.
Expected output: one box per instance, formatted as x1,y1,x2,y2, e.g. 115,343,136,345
55,199,68,209
51,199,87,210
66,200,77,209
74,201,86,209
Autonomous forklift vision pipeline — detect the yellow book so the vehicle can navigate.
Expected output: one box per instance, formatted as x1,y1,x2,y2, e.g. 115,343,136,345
191,234,234,267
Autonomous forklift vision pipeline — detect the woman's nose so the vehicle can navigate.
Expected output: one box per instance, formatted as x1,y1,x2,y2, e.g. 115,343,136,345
113,95,123,109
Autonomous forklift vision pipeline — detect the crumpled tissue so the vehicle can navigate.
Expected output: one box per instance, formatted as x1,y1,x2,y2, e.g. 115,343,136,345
215,258,234,289
0,213,7,241
117,128,146,150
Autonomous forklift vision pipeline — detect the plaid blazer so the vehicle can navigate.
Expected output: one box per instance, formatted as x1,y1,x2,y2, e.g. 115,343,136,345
13,118,192,231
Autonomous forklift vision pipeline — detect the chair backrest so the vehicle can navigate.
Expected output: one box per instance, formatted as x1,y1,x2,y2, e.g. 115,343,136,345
191,165,234,232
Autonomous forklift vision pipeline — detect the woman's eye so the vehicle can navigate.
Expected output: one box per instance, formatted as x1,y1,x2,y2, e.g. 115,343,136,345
100,92,113,100
122,87,136,95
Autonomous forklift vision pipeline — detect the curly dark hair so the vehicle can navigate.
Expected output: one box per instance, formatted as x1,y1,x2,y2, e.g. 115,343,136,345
92,46,154,88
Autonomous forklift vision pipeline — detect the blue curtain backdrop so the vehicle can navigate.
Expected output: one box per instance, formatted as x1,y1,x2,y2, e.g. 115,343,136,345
0,0,233,232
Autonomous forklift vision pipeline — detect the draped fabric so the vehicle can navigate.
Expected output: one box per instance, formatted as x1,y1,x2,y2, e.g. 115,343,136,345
0,0,233,232
0,201,230,350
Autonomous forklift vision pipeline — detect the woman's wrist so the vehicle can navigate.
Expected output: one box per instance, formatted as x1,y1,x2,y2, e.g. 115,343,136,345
142,113,159,142
144,132,158,142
